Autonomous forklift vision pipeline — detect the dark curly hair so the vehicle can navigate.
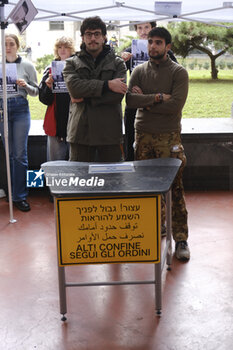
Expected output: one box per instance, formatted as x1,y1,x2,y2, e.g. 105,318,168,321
148,27,172,45
80,16,107,36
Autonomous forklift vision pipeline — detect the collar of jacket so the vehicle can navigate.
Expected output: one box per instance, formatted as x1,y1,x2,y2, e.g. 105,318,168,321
78,45,113,65
6,55,22,64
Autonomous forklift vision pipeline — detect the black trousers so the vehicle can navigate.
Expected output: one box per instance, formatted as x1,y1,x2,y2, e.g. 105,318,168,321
69,143,123,162
124,107,137,161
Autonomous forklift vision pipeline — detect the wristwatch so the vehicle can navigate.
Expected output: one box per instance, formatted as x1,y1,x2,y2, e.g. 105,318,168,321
155,93,163,103
158,93,163,102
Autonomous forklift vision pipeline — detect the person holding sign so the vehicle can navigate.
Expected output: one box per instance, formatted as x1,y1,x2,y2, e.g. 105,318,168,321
121,22,177,162
63,16,127,162
126,27,190,261
0,34,38,212
39,37,75,161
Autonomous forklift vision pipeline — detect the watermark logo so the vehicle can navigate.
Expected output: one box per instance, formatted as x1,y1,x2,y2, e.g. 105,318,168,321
27,169,44,188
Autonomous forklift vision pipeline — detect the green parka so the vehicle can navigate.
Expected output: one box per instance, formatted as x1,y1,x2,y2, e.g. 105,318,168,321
63,46,127,145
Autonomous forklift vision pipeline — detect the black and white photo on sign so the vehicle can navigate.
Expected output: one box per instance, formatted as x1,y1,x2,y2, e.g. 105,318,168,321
9,0,38,34
51,61,67,93
131,39,149,70
0,64,18,95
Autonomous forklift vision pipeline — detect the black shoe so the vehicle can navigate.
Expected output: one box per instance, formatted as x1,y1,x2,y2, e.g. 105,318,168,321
13,200,31,212
0,189,6,198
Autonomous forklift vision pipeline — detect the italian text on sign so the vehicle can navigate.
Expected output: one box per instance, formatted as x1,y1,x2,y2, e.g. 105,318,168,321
56,196,161,265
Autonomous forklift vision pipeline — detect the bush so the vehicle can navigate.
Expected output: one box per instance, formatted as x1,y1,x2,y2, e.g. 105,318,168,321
117,35,135,55
203,62,210,70
218,61,226,70
36,54,54,73
189,63,195,70
226,62,233,69
180,58,187,68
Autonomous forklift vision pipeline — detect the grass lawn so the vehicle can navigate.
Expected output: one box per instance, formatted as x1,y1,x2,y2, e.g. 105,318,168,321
183,70,233,118
28,73,47,120
28,70,233,120
28,95,47,120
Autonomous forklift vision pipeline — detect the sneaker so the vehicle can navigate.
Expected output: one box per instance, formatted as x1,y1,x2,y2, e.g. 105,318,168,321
0,189,6,198
175,241,190,261
13,200,31,212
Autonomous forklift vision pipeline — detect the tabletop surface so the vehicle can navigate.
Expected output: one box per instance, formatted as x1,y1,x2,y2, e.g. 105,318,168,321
42,158,181,197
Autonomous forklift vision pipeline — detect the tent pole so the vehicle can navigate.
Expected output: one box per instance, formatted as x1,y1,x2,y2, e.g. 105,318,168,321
0,2,16,223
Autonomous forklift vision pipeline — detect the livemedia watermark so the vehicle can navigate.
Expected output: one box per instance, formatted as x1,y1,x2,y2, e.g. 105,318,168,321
27,169,44,188
27,170,105,188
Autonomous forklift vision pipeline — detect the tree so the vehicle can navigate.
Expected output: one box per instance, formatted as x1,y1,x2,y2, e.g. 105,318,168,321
117,35,135,55
168,22,233,79
35,54,54,73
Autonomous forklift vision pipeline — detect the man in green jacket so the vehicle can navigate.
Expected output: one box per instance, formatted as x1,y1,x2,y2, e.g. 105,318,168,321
126,27,190,261
63,16,127,162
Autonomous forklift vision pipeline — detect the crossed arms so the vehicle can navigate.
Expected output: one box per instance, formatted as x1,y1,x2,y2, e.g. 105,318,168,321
62,57,127,106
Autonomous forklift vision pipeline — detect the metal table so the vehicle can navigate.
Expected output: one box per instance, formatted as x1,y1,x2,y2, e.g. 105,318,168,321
42,158,181,320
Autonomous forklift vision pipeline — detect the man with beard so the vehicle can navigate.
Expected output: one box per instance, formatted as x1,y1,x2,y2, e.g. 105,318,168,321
121,22,177,162
126,27,190,261
63,16,127,162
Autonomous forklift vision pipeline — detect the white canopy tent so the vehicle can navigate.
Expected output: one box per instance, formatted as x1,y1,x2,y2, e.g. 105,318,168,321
3,0,233,27
1,0,233,223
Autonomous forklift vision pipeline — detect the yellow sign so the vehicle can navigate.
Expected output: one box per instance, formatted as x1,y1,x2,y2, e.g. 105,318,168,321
56,195,160,266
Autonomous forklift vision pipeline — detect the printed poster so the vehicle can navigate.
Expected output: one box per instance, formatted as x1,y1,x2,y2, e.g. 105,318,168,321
51,61,67,93
0,63,18,95
131,39,149,70
9,0,38,34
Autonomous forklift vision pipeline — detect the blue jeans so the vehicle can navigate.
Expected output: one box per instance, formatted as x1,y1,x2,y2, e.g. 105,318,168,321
47,135,69,161
0,96,30,201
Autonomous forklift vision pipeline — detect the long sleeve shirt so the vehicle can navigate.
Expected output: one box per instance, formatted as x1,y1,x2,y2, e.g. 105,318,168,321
126,57,188,134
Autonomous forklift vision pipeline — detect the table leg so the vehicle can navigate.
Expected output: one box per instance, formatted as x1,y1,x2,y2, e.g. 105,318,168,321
58,266,67,321
155,262,162,315
166,190,172,269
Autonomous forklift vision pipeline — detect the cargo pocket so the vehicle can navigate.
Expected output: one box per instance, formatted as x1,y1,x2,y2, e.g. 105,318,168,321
170,144,187,169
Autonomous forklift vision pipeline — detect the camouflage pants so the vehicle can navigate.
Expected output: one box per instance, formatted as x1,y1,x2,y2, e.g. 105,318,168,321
135,130,188,242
